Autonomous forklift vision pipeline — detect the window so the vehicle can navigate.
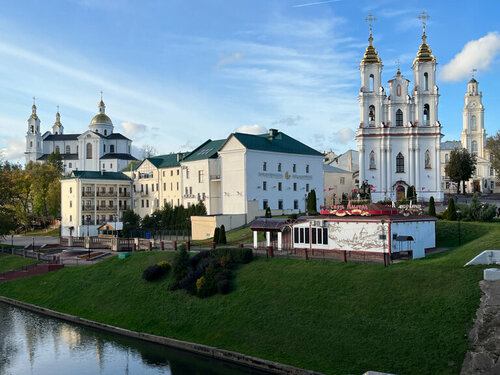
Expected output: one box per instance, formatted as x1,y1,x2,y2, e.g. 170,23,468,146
141,200,144,208
66,145,70,154
369,105,375,125
396,109,403,126
86,143,92,159
294,200,299,210
55,146,60,154
69,163,72,168
176,182,179,190
30,141,33,147
163,183,166,191
110,145,115,153
69,215,72,222
263,162,267,171
369,151,376,169
185,187,188,195
425,150,431,169
306,184,309,192
186,169,189,179
198,170,204,183
445,153,449,163
293,182,297,191
146,200,149,208
202,192,206,201
263,200,268,209
69,201,72,208
145,184,148,194
490,167,494,176
312,228,316,244
423,104,430,125
446,182,450,189
170,182,173,190
424,72,429,91
189,187,192,194
177,169,179,175
263,181,267,191
396,152,404,173
304,228,309,243
102,163,105,169
277,163,281,172
278,182,282,191
323,228,328,244
104,129,107,136
340,177,345,185
369,74,374,91
306,165,309,173
170,170,173,176
110,163,112,169
294,228,299,243
156,183,158,191
69,187,72,194
471,141,478,155
396,84,401,96
316,228,322,244
278,200,283,209
293,164,296,173
471,115,476,131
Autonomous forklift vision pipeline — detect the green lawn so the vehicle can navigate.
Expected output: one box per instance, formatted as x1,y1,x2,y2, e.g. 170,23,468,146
0,253,39,273
192,224,265,246
22,227,60,237
0,222,498,374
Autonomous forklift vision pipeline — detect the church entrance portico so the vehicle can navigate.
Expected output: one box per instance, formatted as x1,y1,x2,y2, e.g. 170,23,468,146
396,185,406,201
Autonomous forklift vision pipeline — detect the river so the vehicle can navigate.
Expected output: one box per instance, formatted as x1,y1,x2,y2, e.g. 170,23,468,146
0,302,268,375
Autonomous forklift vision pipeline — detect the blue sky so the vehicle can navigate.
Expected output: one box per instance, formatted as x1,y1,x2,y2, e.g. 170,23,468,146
1,0,499,162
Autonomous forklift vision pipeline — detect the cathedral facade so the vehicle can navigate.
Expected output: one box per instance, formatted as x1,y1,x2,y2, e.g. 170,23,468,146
25,98,137,174
356,23,444,203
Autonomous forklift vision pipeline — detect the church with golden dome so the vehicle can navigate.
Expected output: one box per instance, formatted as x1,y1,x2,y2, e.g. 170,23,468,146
25,96,137,174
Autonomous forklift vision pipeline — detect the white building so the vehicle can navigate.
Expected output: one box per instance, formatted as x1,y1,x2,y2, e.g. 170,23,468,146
441,78,498,194
25,98,137,174
60,171,132,237
356,23,443,203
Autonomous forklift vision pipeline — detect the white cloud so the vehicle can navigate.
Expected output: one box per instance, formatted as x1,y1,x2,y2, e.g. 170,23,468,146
272,115,302,127
215,52,244,69
121,121,147,135
292,0,340,8
235,124,267,135
329,127,356,144
0,139,25,163
441,32,500,82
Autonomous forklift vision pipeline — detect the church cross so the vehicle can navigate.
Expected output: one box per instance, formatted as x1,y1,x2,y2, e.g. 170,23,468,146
396,59,401,72
418,11,430,33
57,105,59,113
365,13,376,36
32,96,36,106
471,68,477,78
100,90,103,101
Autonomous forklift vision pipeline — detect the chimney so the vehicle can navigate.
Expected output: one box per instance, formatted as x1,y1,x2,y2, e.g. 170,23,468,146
176,152,183,162
269,128,278,137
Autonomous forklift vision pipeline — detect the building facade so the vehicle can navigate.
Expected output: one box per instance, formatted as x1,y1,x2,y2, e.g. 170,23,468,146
25,98,137,174
60,171,132,237
356,24,444,203
440,78,498,194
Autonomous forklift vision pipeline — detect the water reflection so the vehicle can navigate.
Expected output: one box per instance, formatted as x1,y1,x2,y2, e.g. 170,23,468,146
0,302,267,375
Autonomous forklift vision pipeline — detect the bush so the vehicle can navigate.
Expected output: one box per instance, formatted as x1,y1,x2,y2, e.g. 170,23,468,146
197,264,218,298
212,247,253,265
213,227,220,244
142,265,164,282
217,279,231,295
443,198,457,221
265,207,272,218
171,247,190,285
157,261,171,273
179,268,204,294
219,225,227,244
427,196,436,216
220,255,232,269
189,250,210,268
215,269,232,282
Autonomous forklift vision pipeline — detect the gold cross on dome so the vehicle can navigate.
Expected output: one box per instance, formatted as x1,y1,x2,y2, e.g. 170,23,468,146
365,13,376,36
32,96,36,106
100,90,103,101
396,59,401,71
418,11,430,32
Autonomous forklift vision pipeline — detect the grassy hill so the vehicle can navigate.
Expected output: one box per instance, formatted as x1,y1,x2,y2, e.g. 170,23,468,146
0,221,498,374
0,252,39,273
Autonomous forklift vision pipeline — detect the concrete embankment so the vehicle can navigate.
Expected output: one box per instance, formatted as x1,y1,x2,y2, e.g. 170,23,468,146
0,296,323,375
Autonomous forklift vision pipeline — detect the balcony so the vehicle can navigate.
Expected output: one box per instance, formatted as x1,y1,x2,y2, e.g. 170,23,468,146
96,191,116,197
183,194,195,199
82,191,95,197
82,205,95,212
119,192,130,197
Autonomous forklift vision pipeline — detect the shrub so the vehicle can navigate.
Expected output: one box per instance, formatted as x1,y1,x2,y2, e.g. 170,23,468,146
215,269,232,282
443,198,457,221
213,227,220,244
220,255,232,269
265,207,272,218
219,225,227,244
197,264,218,298
196,276,205,292
178,244,187,251
157,261,171,273
142,265,164,282
171,247,190,285
189,250,210,268
427,196,436,216
212,247,253,264
217,279,231,295
179,268,204,294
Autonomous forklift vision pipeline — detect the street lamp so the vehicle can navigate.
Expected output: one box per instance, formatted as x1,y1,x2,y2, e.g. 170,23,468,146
456,209,462,246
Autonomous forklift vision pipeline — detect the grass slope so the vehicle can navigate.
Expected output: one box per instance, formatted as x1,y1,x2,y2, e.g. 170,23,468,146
0,253,39,273
0,222,499,374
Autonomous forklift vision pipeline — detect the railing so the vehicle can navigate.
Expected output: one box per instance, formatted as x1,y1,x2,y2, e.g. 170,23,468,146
82,191,95,197
119,192,130,197
96,191,116,197
82,206,95,212
183,194,195,198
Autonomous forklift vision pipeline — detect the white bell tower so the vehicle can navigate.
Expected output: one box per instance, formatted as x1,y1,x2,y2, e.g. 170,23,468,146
52,106,64,135
461,75,485,158
25,97,42,164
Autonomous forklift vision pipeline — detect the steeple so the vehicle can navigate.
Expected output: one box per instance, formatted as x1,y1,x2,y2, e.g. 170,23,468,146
52,106,64,135
361,14,381,64
98,90,105,113
415,11,435,63
30,97,38,120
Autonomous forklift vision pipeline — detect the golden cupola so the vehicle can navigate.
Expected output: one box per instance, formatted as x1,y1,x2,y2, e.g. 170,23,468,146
361,32,382,64
414,31,435,63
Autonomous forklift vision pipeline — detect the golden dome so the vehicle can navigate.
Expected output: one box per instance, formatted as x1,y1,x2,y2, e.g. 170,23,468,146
361,35,381,64
414,33,435,63
91,113,113,124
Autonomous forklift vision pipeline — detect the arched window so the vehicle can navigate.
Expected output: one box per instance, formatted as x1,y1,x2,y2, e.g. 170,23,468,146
424,72,429,91
369,151,376,169
423,104,430,125
55,146,60,154
396,109,403,126
445,153,449,163
396,84,401,96
86,143,92,159
110,145,115,153
66,145,70,154
369,105,375,125
369,74,374,92
30,125,34,133
471,141,478,155
104,129,107,136
471,115,476,131
396,152,404,173
30,141,33,148
425,150,431,169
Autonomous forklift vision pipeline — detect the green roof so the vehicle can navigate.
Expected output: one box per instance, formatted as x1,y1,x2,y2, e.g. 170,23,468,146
182,139,226,162
229,130,323,156
148,152,189,168
64,171,131,181
120,161,140,172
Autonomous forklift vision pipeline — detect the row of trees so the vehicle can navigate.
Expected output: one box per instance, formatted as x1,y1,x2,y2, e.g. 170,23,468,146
0,158,62,236
121,201,207,238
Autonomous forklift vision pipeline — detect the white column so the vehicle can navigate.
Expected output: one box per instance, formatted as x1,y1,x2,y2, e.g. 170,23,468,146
380,147,386,195
359,145,365,185
277,232,282,250
387,146,392,199
253,231,258,249
266,231,271,247
415,146,420,192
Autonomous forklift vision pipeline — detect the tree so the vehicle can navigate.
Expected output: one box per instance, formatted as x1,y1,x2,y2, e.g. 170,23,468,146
428,196,436,216
47,151,64,174
307,189,317,214
218,225,227,244
46,180,61,219
486,131,500,178
27,162,60,221
445,148,477,194
141,145,157,159
265,206,272,218
443,198,457,221
122,209,141,238
213,227,220,244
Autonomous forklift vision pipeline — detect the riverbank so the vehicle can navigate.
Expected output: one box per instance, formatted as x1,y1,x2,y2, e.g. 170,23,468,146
0,222,499,374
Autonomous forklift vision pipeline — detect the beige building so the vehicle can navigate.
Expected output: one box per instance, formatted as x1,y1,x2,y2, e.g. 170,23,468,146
323,164,353,207
60,171,132,237
124,153,185,217
441,78,498,194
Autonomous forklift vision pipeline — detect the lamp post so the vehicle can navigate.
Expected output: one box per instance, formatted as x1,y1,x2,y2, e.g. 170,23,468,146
456,209,462,246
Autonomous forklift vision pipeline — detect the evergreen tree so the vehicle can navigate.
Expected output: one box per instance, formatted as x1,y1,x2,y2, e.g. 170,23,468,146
428,196,436,216
47,151,64,174
213,227,220,244
265,206,272,218
307,189,317,214
218,225,227,244
444,198,457,221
